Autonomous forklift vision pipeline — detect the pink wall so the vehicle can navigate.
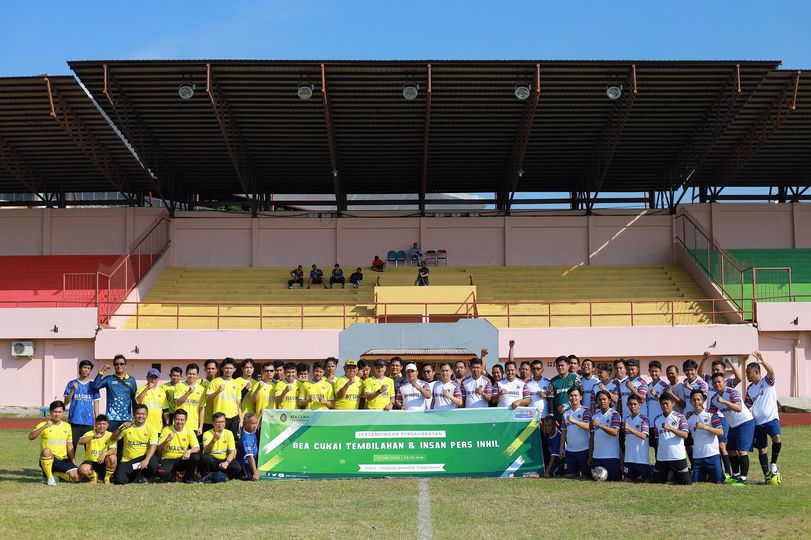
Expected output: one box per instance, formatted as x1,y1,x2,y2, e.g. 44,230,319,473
0,308,97,339
683,203,811,249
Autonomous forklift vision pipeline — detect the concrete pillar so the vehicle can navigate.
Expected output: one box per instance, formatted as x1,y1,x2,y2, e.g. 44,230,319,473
125,207,135,251
336,218,343,263
42,208,52,255
792,202,800,248
586,215,594,265
251,218,260,268
503,216,511,266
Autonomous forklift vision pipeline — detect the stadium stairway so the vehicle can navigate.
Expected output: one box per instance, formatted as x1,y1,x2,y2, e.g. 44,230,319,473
0,255,117,307
126,265,714,329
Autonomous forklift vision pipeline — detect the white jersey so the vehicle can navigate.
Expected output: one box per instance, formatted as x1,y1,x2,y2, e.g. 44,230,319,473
494,378,528,408
646,379,670,422
613,376,631,417
399,380,430,411
681,377,709,416
622,376,649,419
431,380,461,411
460,375,492,409
653,411,688,461
624,413,650,465
687,409,721,459
591,408,621,460
708,386,752,428
525,376,551,418
578,375,600,410
745,375,779,425
704,375,737,418
561,405,592,453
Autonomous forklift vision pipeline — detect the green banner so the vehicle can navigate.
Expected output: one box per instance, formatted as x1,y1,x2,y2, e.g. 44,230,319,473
258,408,543,479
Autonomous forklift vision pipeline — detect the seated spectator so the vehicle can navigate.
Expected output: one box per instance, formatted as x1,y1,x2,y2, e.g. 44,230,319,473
409,242,423,264
288,265,304,289
415,261,430,286
349,267,363,288
371,255,385,272
329,264,345,289
307,264,327,289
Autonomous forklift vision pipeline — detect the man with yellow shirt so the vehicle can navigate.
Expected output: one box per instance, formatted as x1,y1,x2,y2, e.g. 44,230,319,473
201,412,242,482
173,363,206,436
253,362,277,418
136,368,168,434
201,359,220,433
304,361,335,410
77,414,117,484
28,400,78,486
206,358,243,438
162,366,183,426
237,359,259,415
274,362,306,410
155,408,200,483
334,360,364,410
363,359,395,410
112,403,159,484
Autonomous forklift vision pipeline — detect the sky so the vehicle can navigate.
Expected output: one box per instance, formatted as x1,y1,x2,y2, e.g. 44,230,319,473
1,0,807,76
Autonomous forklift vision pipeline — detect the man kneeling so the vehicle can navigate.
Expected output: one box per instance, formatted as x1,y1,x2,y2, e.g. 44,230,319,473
78,414,117,484
156,408,200,483
200,412,242,482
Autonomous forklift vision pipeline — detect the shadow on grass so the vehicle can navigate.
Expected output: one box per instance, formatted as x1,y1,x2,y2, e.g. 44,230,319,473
0,468,43,484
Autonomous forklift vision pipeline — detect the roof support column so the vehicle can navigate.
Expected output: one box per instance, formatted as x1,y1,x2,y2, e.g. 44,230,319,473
321,64,346,215
419,64,432,216
505,64,541,214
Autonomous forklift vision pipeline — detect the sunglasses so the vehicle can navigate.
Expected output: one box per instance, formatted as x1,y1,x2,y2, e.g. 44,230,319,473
113,363,126,366
263,369,274,373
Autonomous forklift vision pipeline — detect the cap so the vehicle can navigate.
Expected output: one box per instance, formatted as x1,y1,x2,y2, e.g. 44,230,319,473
146,368,160,378
405,363,418,372
373,359,386,367
344,359,357,367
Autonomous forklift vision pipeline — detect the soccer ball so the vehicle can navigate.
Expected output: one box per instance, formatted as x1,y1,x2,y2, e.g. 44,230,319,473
769,473,782,486
591,466,608,481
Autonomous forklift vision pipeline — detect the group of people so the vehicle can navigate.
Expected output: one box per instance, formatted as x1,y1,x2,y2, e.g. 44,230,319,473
288,264,363,289
29,342,783,487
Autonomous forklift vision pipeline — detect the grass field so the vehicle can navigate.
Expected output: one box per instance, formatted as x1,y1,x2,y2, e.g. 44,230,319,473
2,427,811,539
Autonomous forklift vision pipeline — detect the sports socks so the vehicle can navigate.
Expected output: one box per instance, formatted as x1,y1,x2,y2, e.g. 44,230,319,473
739,454,749,480
89,471,98,483
758,452,769,475
721,454,732,476
105,467,115,483
40,455,54,479
729,454,740,477
771,442,781,464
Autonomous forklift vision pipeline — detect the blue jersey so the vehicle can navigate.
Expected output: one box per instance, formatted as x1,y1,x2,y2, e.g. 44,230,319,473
92,373,137,422
237,429,258,463
63,379,100,426
547,428,562,458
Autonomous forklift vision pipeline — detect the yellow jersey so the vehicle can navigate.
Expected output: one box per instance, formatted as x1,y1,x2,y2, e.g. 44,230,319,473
254,381,276,416
304,378,335,410
35,420,71,460
173,382,206,431
237,377,259,414
162,382,180,413
120,423,159,462
202,429,235,460
81,430,116,462
137,385,168,433
202,379,214,425
274,380,305,410
333,376,364,410
363,377,395,410
158,426,199,459
206,377,242,418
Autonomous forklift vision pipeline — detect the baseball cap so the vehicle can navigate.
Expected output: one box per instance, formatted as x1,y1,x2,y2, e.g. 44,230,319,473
373,359,386,367
146,368,160,378
344,359,357,367
405,363,418,372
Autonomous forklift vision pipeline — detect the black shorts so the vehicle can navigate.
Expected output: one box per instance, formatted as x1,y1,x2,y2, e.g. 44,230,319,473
40,457,77,475
81,459,105,476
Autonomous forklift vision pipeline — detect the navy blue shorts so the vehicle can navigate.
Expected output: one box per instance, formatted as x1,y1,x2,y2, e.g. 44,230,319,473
563,449,590,478
692,454,724,483
727,419,755,452
591,457,621,481
754,419,781,449
718,416,729,444
623,462,651,481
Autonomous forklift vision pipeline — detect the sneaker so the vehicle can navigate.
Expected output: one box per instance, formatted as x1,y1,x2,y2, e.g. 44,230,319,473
134,474,149,484
770,463,779,476
46,477,58,487
764,471,773,482
288,286,292,289
724,475,737,484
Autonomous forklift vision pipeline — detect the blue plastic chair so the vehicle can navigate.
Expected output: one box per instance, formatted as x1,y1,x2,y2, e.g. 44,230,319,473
396,250,407,266
387,250,398,266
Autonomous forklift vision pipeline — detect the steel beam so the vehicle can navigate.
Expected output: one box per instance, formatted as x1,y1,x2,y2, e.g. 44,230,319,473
419,64,432,215
0,136,49,201
710,71,801,199
321,64,346,213
505,64,541,213
44,77,133,200
206,64,253,199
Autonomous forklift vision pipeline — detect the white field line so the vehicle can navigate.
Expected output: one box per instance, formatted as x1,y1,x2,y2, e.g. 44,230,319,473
417,478,433,540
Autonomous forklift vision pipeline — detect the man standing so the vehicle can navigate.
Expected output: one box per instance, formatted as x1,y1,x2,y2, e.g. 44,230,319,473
334,360,363,410
329,263,345,288
201,359,220,433
651,394,692,485
398,364,432,411
526,360,551,419
681,359,709,417
112,403,159,485
253,362,277,416
578,359,600,411
623,395,651,482
274,362,306,410
389,357,407,407
28,400,78,486
415,262,430,286
63,359,100,448
173,363,206,437
493,361,530,409
324,357,338,383
646,361,670,454
709,371,753,484
664,365,686,412
136,368,168,435
452,360,467,384
460,358,492,409
155,408,200,483
200,413,242,481
592,364,619,413
590,390,622,482
745,351,782,483
206,358,243,437
364,359,395,411
304,361,335,410
91,354,137,434
549,356,578,420
162,366,183,426
431,363,463,411
560,387,592,479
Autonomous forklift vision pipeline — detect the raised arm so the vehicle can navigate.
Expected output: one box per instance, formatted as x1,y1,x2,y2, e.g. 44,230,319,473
697,351,711,378
753,351,774,380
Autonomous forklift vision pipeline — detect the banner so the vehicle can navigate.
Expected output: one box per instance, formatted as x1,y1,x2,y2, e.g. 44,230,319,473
258,408,543,479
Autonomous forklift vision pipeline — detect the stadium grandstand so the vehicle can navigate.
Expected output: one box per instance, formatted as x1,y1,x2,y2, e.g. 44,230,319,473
0,59,809,413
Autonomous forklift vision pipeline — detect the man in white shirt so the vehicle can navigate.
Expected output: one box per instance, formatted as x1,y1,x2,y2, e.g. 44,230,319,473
525,360,551,418
623,395,650,482
559,386,592,479
709,371,754,484
745,351,782,482
398,364,432,411
431,363,463,411
664,365,685,413
687,389,724,484
460,358,492,409
590,390,622,481
578,359,600,411
492,361,530,409
646,360,669,455
651,394,691,485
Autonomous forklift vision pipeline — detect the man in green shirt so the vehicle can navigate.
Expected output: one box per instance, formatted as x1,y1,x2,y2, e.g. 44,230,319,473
550,355,578,421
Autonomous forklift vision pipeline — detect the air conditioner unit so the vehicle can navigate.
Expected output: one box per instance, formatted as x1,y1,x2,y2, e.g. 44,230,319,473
11,341,34,357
